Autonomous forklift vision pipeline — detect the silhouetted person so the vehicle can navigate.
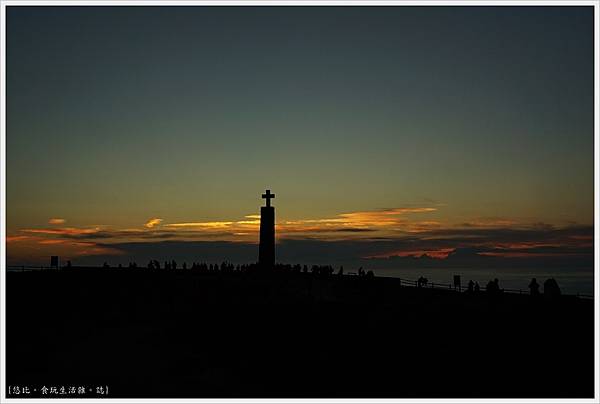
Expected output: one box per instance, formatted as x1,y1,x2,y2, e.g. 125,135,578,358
338,266,344,276
486,278,503,294
66,260,72,269
529,278,540,296
544,278,561,298
474,282,480,292
467,280,474,293
417,276,428,288
103,262,109,269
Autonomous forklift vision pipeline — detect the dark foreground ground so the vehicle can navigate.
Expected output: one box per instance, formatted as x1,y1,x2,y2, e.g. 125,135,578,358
6,268,595,398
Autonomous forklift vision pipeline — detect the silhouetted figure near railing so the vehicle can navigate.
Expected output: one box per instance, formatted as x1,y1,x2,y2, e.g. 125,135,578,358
172,260,177,270
474,282,480,292
66,260,72,269
467,280,474,293
103,262,110,269
338,266,344,276
417,276,428,288
544,278,561,298
486,278,502,294
529,278,540,296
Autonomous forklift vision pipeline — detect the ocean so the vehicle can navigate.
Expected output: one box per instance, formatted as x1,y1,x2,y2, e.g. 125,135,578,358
372,266,595,296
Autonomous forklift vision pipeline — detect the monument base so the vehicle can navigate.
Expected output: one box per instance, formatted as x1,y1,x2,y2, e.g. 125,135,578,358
259,206,275,268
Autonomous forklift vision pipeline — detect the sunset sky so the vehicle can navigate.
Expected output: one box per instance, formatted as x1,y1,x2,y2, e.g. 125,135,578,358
6,6,594,267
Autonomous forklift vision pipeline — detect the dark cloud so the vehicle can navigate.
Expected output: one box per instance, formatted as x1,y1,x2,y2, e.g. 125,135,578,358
18,222,593,272
65,223,593,271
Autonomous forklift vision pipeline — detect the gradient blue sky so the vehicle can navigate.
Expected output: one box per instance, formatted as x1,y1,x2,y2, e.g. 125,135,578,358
6,6,595,265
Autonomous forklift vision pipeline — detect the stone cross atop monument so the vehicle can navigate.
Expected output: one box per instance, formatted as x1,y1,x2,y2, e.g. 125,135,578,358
262,190,275,207
259,189,275,269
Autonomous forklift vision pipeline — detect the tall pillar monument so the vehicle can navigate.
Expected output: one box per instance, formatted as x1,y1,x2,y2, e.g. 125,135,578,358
259,189,275,269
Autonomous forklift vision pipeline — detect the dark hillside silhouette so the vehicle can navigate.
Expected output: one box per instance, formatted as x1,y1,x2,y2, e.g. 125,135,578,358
7,267,594,398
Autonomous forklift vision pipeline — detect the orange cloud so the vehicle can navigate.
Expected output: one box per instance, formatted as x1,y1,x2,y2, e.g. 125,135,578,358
337,207,437,227
477,252,574,258
274,207,439,238
22,227,102,236
462,218,517,227
367,248,456,259
9,206,443,251
165,221,234,229
6,235,30,243
49,218,66,225
491,242,562,250
70,242,124,256
132,207,438,241
144,218,163,228
38,239,68,245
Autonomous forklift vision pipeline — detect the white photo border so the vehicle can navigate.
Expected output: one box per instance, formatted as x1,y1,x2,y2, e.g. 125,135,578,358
0,1,598,403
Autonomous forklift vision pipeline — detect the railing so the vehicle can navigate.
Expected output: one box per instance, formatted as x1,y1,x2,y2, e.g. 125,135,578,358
395,277,593,299
6,265,55,271
6,266,593,299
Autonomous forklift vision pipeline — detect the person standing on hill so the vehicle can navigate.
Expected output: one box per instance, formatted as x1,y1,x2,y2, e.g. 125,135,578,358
529,278,540,296
467,280,475,293
544,278,561,298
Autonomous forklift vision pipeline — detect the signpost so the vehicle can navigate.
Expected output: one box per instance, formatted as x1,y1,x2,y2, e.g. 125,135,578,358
453,275,461,292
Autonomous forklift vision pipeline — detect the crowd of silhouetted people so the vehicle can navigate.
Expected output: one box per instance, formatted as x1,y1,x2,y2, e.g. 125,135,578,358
461,276,562,297
91,260,563,296
93,260,380,280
